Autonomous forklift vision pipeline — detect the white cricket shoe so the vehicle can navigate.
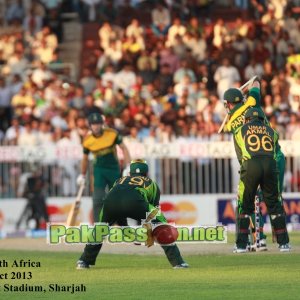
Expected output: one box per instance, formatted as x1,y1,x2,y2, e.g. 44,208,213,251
279,244,291,252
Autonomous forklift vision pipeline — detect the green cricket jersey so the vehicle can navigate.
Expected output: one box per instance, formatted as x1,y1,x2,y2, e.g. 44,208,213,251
225,87,282,164
82,128,123,167
112,175,160,206
235,120,278,162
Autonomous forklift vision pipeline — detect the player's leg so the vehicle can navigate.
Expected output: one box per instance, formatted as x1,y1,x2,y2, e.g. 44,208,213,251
261,159,290,251
92,165,109,222
125,197,188,268
105,167,121,190
235,160,260,252
77,192,120,269
253,152,285,247
276,150,285,195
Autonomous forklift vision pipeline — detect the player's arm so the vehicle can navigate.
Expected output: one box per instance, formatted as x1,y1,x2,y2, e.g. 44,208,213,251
153,182,161,207
77,150,89,186
81,153,89,176
119,142,131,166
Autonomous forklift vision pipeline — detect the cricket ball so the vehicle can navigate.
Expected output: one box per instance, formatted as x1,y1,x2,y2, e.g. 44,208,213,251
152,224,179,245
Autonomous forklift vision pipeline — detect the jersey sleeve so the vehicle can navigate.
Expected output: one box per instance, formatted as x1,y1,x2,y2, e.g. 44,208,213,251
147,180,160,206
153,183,160,207
248,87,261,106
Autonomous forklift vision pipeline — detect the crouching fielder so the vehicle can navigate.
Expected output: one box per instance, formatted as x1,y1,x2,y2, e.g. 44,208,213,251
77,159,188,269
234,108,290,253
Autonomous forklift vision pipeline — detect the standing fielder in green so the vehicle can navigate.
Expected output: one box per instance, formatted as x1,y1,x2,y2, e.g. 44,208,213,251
77,159,189,269
223,78,286,249
233,107,290,252
76,113,131,222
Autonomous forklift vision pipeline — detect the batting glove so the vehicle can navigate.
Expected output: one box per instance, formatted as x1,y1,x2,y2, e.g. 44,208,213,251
76,174,86,186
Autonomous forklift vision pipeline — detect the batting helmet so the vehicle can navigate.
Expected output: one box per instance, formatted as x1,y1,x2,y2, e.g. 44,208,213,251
152,224,179,245
88,113,103,125
223,88,243,103
130,159,148,176
244,107,265,121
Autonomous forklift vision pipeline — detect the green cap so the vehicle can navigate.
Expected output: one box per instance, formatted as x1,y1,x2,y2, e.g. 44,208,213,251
88,113,103,124
223,88,243,103
130,159,149,175
244,107,265,120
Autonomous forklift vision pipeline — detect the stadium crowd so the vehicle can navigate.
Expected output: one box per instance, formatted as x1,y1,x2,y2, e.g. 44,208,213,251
0,0,300,147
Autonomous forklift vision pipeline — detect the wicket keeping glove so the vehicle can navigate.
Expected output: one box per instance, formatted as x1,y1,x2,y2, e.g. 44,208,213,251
76,174,86,186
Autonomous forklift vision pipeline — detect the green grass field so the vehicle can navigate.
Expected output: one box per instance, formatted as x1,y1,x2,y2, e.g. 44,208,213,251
0,233,300,300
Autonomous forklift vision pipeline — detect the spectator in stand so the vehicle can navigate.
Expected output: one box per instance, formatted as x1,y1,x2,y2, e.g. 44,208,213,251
70,115,88,144
79,68,97,95
104,39,123,66
37,121,53,145
271,70,290,100
70,85,85,110
5,50,29,77
286,113,300,140
4,116,24,145
151,2,171,37
98,22,118,50
23,7,43,36
166,18,186,48
137,50,157,73
173,59,196,84
156,63,173,96
31,62,53,87
186,17,203,37
125,18,144,40
231,34,249,69
82,94,102,117
183,32,207,62
159,46,180,74
244,57,264,81
289,94,300,114
17,120,38,146
11,86,34,117
213,57,240,100
275,30,291,69
139,61,156,85
212,18,229,50
114,64,136,96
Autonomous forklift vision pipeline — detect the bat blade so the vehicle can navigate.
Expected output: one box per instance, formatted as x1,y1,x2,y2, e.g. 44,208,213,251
66,184,85,226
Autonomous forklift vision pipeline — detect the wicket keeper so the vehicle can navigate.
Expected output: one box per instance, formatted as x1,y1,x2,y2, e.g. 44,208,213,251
77,159,189,269
76,113,131,222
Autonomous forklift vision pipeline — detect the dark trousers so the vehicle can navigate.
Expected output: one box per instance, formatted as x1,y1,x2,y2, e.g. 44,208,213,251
92,165,120,222
237,157,289,247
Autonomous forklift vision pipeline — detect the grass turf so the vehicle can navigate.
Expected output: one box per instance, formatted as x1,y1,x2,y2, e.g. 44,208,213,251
0,232,299,300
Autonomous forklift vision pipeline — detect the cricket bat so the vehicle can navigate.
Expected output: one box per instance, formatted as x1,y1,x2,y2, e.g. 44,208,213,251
218,76,258,133
66,184,85,226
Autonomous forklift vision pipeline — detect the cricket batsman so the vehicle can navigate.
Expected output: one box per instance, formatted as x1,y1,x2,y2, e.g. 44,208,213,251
233,107,290,252
223,77,286,249
76,159,189,269
76,112,131,222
